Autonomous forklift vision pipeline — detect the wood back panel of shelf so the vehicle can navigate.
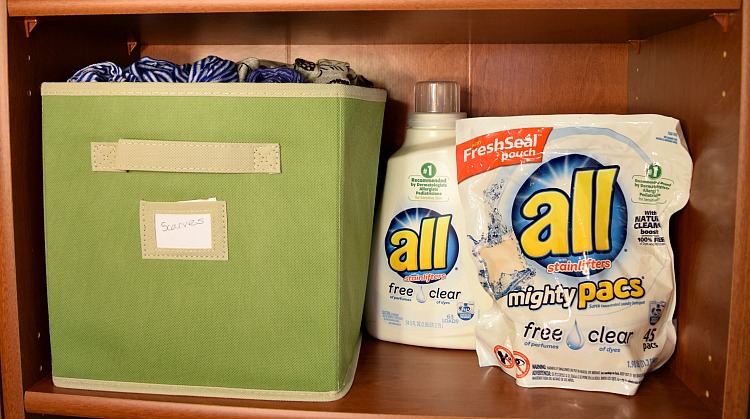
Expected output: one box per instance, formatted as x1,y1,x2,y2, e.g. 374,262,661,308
145,42,627,158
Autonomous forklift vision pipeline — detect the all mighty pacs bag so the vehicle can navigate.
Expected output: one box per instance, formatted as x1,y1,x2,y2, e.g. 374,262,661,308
455,115,692,395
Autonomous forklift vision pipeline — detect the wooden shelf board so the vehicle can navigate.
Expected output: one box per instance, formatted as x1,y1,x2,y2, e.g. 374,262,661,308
25,334,716,418
6,0,742,17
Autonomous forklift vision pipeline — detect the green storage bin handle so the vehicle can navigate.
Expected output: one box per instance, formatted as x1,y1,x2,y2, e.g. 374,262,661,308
91,139,280,174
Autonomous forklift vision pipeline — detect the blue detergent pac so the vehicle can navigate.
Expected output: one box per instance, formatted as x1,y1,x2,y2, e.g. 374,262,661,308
455,114,692,395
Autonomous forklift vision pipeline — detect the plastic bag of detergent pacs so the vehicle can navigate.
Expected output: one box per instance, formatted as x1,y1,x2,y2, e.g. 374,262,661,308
454,114,692,395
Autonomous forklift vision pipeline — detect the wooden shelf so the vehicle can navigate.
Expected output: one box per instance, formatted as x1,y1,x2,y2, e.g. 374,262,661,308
24,334,715,419
6,0,742,17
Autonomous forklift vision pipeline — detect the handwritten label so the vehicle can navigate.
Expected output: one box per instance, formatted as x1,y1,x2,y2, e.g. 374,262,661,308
154,213,212,249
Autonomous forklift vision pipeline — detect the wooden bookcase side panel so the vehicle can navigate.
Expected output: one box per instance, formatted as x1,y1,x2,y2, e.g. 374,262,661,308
0,1,18,418
1,0,18,415
7,16,52,396
1,333,4,418
724,3,750,417
2,15,137,419
1,6,27,419
628,13,744,414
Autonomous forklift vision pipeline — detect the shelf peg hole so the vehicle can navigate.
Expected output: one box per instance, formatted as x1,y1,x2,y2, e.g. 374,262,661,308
723,51,727,58
722,91,727,97
708,355,712,362
705,390,710,398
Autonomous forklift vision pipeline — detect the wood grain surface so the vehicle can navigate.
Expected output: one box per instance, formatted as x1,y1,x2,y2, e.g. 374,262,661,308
0,0,22,418
24,334,716,419
35,10,741,46
145,42,625,159
6,0,742,17
723,3,750,417
628,12,743,415
2,14,137,419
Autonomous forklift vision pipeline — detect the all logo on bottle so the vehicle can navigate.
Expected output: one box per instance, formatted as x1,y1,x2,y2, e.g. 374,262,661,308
385,208,459,284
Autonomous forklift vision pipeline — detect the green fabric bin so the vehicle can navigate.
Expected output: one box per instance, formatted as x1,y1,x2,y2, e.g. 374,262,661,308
41,82,386,401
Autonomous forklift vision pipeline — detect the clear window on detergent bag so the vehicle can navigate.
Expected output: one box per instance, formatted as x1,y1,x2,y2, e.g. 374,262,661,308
455,114,692,395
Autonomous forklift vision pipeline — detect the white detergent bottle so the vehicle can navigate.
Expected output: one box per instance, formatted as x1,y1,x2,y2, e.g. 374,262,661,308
365,81,492,349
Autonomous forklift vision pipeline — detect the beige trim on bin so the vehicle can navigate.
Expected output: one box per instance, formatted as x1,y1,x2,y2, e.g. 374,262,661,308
91,139,280,174
42,82,387,103
51,336,362,402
